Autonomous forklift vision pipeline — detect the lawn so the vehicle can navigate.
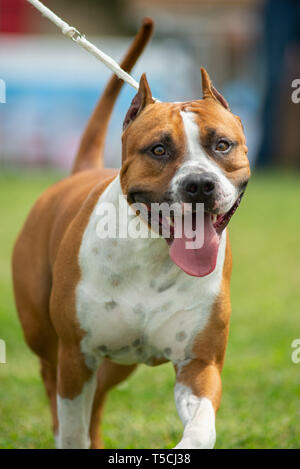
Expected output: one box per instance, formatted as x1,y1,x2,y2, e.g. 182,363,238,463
0,168,299,449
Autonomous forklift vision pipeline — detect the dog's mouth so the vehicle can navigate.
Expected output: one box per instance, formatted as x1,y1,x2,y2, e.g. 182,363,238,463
210,194,243,235
129,191,244,278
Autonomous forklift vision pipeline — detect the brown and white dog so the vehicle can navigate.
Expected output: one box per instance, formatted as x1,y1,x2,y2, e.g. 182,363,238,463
12,19,250,449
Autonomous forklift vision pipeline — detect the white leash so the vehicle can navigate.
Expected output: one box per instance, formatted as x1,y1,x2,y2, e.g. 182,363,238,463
26,0,140,92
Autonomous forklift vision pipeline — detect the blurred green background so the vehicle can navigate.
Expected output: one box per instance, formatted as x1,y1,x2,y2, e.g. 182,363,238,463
1,169,299,449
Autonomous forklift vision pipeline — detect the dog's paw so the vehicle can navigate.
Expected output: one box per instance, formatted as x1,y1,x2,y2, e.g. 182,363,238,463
174,429,216,449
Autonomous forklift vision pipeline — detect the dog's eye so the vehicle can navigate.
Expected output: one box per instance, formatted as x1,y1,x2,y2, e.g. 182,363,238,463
215,139,231,152
151,144,166,157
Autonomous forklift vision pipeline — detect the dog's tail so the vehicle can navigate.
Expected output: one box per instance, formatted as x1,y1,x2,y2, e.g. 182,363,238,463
71,18,153,174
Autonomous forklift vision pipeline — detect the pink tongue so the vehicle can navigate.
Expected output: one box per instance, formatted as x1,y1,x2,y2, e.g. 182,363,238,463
169,212,220,277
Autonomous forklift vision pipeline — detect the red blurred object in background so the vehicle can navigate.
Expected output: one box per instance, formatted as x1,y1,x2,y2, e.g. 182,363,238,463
0,0,33,34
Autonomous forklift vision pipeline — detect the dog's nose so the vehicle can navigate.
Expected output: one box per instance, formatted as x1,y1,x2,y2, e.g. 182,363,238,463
181,173,217,205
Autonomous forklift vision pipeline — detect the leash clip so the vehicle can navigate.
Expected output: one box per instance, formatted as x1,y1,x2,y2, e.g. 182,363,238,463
63,26,83,42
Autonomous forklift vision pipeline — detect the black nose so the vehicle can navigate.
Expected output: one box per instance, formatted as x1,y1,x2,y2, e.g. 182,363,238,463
181,173,217,205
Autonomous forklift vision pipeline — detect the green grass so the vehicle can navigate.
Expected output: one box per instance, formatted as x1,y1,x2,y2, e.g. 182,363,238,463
0,168,300,449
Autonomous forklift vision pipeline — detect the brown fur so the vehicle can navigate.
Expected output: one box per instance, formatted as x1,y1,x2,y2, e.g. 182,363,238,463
121,101,186,199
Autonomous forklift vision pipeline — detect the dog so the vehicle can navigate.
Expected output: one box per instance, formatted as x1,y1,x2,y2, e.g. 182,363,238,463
12,18,250,449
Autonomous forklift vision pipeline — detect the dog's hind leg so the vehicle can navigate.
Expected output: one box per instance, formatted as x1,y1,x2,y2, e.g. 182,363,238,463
12,230,60,443
89,359,137,449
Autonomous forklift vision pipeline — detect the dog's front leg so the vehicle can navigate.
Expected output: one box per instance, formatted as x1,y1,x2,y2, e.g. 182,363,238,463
173,360,222,449
56,343,97,449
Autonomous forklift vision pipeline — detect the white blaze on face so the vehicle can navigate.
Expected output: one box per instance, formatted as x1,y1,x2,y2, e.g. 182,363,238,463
170,111,238,214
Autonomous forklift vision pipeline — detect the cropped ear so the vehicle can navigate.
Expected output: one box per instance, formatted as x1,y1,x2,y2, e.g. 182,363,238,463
123,73,154,130
200,67,230,111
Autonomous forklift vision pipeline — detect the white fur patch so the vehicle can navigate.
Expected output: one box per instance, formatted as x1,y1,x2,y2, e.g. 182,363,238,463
170,111,238,214
57,374,97,449
75,175,226,370
174,382,216,449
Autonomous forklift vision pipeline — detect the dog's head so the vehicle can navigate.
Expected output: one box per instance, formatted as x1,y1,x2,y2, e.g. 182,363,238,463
120,68,250,277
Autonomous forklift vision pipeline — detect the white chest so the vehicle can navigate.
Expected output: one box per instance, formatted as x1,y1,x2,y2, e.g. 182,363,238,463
75,176,226,369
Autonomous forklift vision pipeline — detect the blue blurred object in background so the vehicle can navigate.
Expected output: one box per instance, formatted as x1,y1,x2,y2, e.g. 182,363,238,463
256,0,300,167
0,35,197,169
